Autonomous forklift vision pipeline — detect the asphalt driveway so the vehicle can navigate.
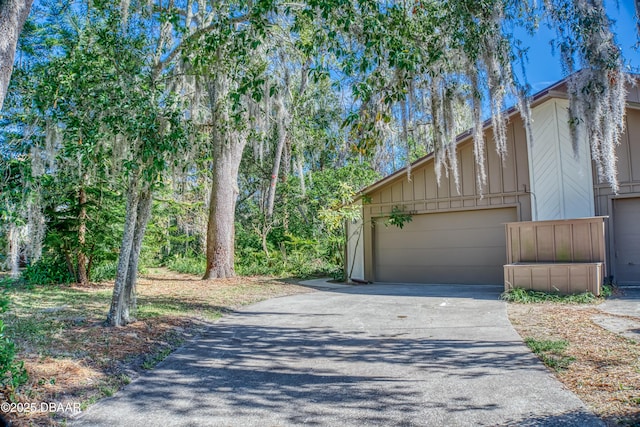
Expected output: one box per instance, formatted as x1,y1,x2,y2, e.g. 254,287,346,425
73,284,602,426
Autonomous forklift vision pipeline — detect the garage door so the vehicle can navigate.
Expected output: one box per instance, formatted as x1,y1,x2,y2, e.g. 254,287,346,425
613,198,640,285
374,208,517,284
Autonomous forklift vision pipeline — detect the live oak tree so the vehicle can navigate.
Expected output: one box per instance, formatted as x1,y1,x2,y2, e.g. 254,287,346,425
6,2,190,325
303,0,628,192
158,0,282,279
0,0,633,318
102,10,190,326
0,0,35,278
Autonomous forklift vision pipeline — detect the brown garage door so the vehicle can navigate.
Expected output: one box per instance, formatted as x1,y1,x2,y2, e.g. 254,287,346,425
374,207,517,284
613,198,640,285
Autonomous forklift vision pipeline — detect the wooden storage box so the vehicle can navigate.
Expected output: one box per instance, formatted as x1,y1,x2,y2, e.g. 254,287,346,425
504,262,603,296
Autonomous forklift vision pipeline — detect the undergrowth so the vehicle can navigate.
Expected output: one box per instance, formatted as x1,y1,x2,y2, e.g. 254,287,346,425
0,280,28,390
501,285,613,304
165,252,339,279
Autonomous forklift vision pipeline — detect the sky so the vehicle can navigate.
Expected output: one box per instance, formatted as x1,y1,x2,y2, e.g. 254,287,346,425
523,0,639,92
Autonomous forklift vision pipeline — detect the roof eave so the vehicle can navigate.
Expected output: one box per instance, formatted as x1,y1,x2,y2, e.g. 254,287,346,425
355,78,575,198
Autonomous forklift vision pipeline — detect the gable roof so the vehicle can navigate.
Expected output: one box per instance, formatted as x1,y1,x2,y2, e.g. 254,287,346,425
357,74,640,197
357,77,572,197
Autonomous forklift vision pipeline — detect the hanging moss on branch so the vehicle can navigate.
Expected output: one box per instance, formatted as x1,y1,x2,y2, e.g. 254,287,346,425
304,0,627,194
545,0,629,192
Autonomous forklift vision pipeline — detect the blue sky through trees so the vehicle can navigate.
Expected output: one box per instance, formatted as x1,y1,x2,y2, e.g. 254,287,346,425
522,0,639,92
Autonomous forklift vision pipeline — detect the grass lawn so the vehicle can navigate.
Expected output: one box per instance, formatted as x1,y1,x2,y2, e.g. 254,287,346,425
1,268,311,426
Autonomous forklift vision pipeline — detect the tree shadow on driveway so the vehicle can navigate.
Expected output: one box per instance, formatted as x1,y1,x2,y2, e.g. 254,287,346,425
74,318,600,426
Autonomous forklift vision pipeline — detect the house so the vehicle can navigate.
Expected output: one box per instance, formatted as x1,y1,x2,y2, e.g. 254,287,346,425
346,77,640,291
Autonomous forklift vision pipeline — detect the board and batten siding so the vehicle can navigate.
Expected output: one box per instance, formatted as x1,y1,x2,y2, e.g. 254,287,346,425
361,115,533,282
527,98,595,221
593,106,640,282
594,107,640,206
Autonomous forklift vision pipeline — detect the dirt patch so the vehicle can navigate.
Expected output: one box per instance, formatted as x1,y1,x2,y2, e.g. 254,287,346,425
1,270,312,426
508,303,640,426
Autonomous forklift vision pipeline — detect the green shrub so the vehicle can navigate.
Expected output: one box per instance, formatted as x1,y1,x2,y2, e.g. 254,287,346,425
600,283,614,298
165,248,339,280
234,239,338,279
22,257,74,286
501,287,598,304
90,261,119,282
165,255,206,276
0,292,28,388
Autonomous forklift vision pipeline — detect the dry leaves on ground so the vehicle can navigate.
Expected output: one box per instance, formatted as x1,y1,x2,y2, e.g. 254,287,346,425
508,303,640,426
1,270,311,426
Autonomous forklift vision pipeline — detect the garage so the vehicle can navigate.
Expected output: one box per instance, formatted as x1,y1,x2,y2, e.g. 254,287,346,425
613,198,640,285
374,207,517,284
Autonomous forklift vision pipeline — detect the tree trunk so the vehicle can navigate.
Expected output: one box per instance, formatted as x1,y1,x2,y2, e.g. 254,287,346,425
106,180,154,326
77,185,89,285
265,96,287,218
122,188,153,322
64,251,76,279
8,225,19,278
86,244,95,280
0,0,33,111
297,154,306,196
107,179,140,326
203,136,245,279
202,75,246,280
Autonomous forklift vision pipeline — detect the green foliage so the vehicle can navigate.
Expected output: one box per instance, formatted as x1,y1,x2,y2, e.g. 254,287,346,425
524,338,575,371
385,206,413,229
165,255,206,277
234,249,337,278
90,261,119,283
501,287,599,304
21,256,119,287
0,292,28,388
235,238,338,279
22,257,74,286
234,162,378,278
600,283,614,298
41,182,125,281
141,195,206,268
3,2,191,293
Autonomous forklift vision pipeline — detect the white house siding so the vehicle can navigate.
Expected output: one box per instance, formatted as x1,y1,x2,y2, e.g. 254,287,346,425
346,200,365,282
528,99,595,220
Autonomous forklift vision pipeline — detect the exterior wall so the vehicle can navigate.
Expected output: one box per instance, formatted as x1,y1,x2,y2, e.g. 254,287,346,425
528,99,595,220
362,116,533,282
355,81,640,285
594,106,640,281
345,200,365,282
594,107,640,205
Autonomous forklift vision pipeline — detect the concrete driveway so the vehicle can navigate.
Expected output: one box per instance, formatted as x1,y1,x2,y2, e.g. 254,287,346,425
73,284,602,426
